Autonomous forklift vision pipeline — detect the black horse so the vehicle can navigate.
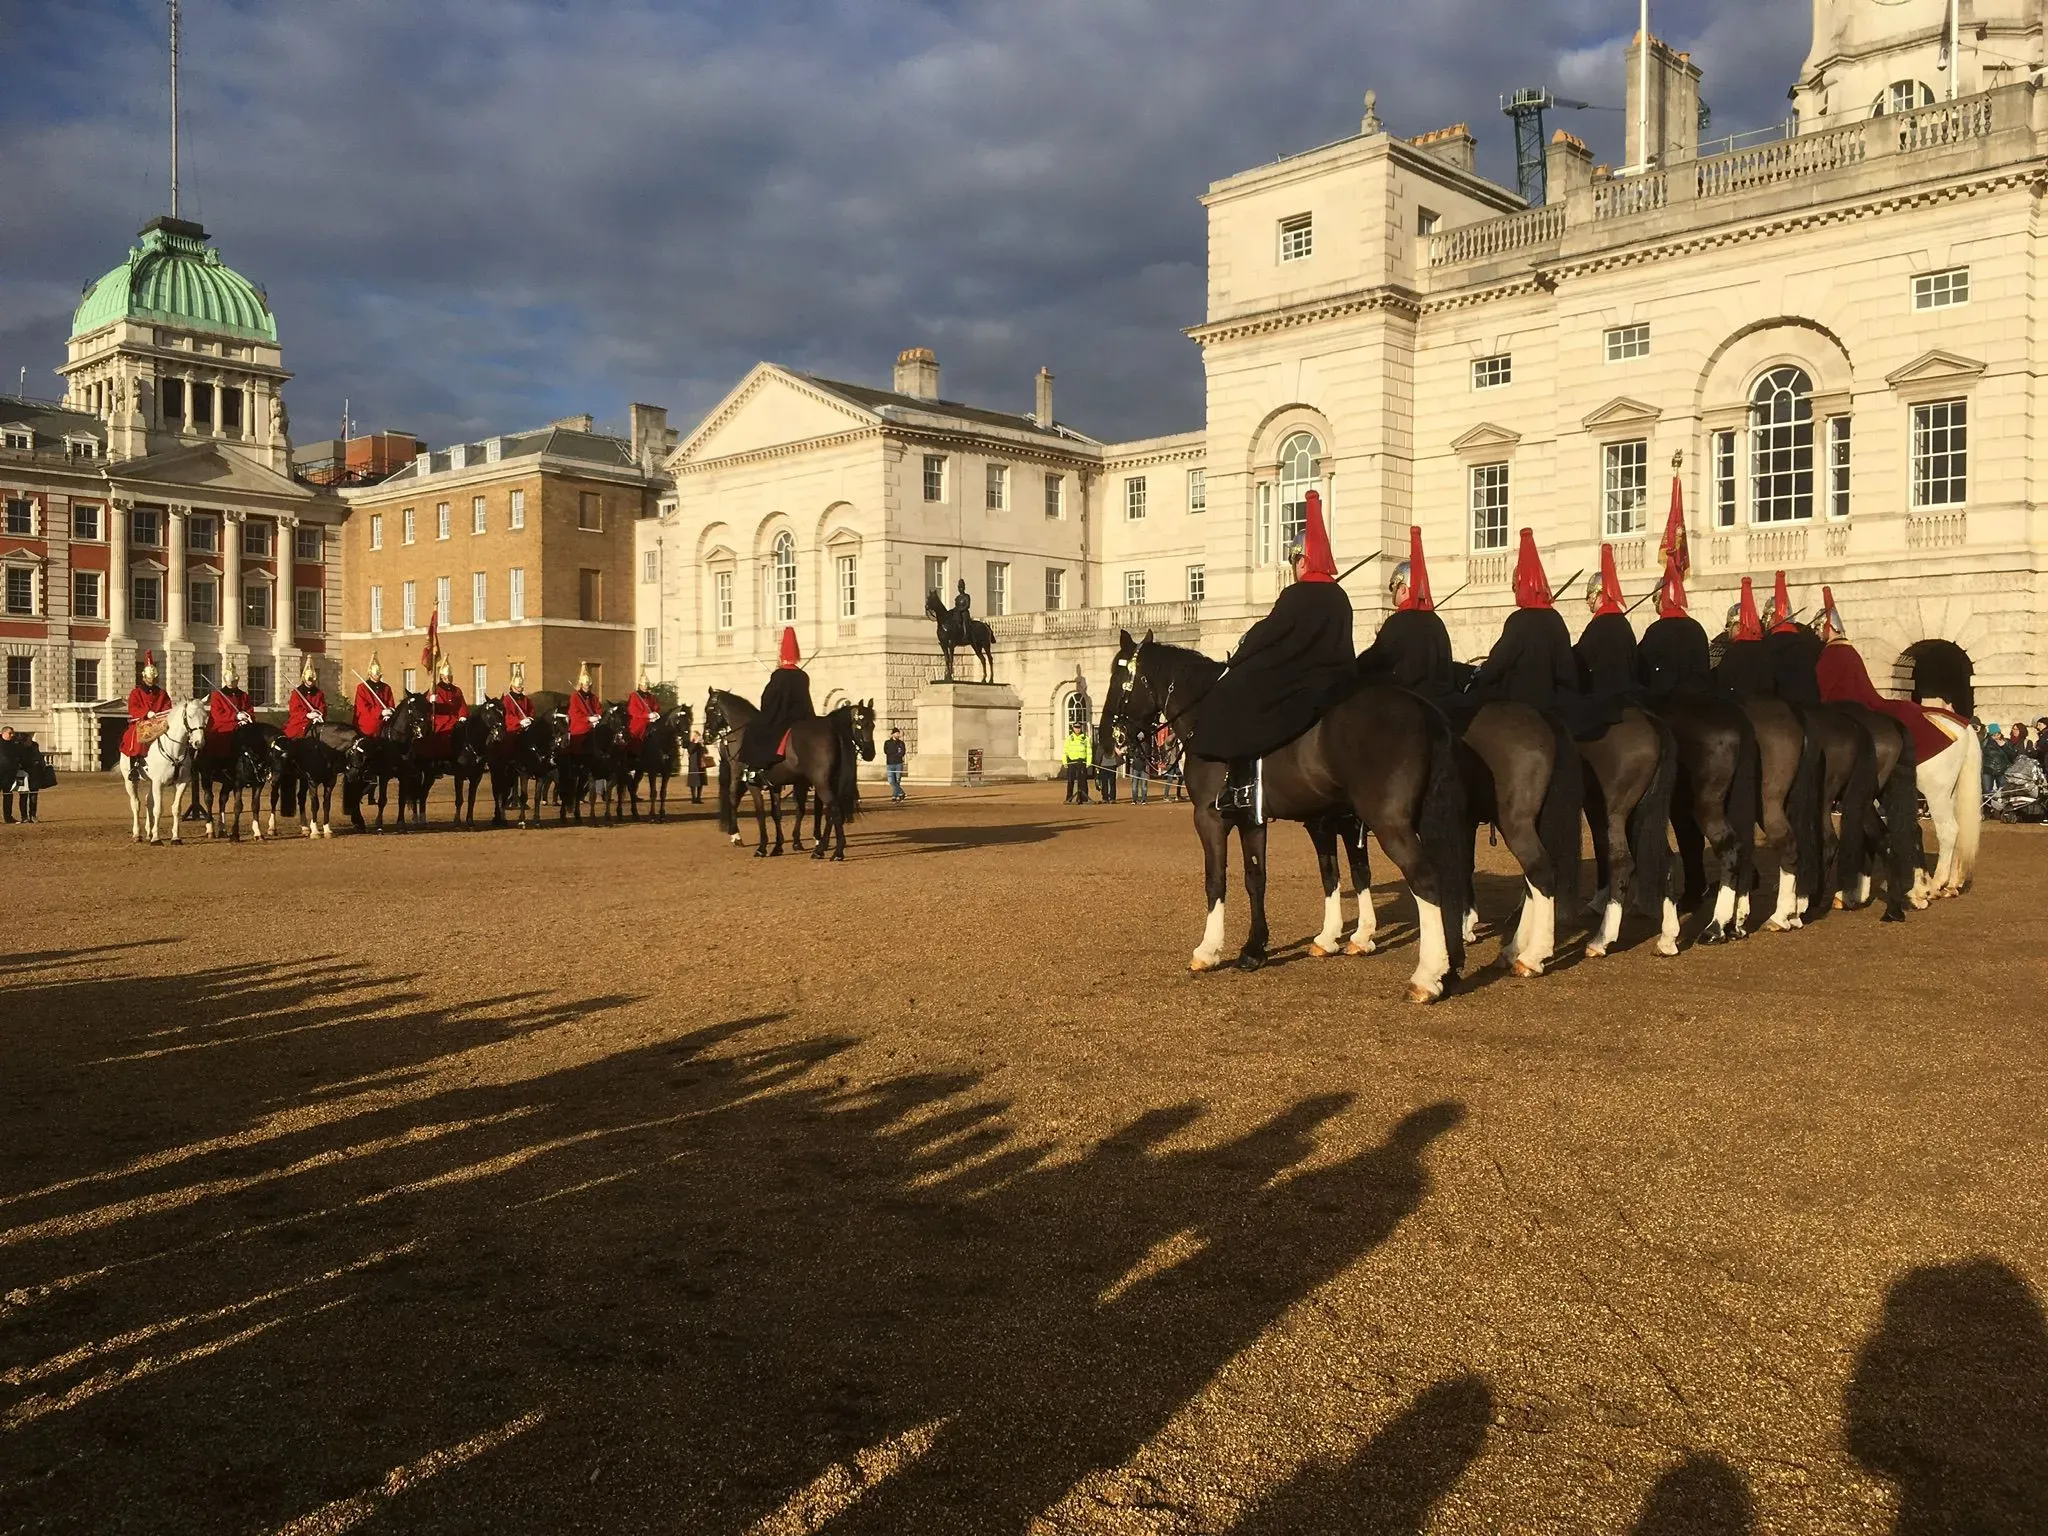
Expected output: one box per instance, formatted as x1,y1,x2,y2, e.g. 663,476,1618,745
550,711,626,824
1833,704,1922,922
1453,703,1584,977
270,722,361,838
1578,708,1680,959
617,701,691,820
743,700,875,859
195,722,283,842
440,704,501,828
345,692,431,832
705,689,813,850
1656,693,1760,946
488,702,553,828
1101,630,1469,1001
926,590,996,683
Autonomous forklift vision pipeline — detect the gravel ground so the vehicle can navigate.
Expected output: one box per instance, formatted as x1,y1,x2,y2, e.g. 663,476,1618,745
0,776,2043,1535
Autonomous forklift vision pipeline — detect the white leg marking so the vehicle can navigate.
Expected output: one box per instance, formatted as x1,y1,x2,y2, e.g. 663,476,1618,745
1735,891,1751,928
1192,900,1226,971
1658,897,1681,957
1515,880,1550,975
1462,907,1480,945
1767,868,1800,931
1586,898,1623,959
1857,873,1873,907
1311,890,1344,955
1348,888,1379,956
1585,885,1610,921
1409,898,1449,1001
1712,883,1737,930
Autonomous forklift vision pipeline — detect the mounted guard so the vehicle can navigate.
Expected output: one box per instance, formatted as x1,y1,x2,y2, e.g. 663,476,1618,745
1468,530,1578,714
355,653,396,735
1357,526,1457,700
500,663,537,743
739,627,815,784
1574,543,1642,703
1765,570,1824,707
121,651,172,782
1639,551,1714,696
1192,490,1354,817
204,661,255,761
566,664,603,756
1716,579,1775,699
626,673,662,752
285,656,326,739
421,651,467,762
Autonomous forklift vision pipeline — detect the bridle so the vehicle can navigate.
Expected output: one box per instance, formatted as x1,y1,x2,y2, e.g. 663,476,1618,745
1109,644,1207,752
147,702,201,772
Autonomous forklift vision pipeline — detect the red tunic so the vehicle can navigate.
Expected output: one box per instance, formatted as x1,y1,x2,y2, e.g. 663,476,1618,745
205,688,252,759
1815,642,1958,765
626,690,659,747
568,689,602,741
420,682,466,760
285,684,327,740
354,679,395,737
500,690,536,737
121,684,171,758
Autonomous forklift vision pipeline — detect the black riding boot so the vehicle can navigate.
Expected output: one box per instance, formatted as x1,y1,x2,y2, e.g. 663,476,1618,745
1214,759,1260,818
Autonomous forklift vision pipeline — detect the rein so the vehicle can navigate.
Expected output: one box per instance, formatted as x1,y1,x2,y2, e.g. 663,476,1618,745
1134,644,1221,744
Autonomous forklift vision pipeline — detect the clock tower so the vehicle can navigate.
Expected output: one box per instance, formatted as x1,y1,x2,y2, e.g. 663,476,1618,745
1794,0,2045,128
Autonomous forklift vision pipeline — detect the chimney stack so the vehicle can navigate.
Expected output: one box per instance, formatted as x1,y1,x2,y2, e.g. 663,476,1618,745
893,346,940,401
629,402,671,471
1625,32,1703,171
1034,366,1054,427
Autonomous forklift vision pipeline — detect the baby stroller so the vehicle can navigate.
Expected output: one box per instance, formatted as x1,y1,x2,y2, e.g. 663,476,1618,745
1986,752,2048,823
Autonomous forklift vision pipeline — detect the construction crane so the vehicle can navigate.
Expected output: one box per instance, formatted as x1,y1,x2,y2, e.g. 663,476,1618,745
1501,88,1593,205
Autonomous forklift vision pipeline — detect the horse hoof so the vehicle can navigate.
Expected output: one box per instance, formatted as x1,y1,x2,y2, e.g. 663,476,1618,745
1831,895,1846,910
1583,943,1608,960
769,847,783,858
1881,909,1906,924
1236,951,1266,973
1698,922,1724,946
729,834,743,846
1344,940,1375,957
1655,937,1680,958
753,848,767,859
1308,943,1333,959
811,848,826,860
1406,982,1439,1004
1189,956,1218,974
831,851,845,862
1510,959,1543,979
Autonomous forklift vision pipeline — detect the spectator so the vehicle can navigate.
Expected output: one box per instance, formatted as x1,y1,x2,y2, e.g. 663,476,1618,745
1061,724,1092,803
884,728,907,802
1096,736,1120,803
1983,727,2014,797
2035,718,2048,770
1157,728,1184,802
0,725,35,824
1128,732,1151,803
685,734,709,804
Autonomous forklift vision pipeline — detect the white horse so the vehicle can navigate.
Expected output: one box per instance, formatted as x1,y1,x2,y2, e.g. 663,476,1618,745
121,699,207,845
1910,703,1983,904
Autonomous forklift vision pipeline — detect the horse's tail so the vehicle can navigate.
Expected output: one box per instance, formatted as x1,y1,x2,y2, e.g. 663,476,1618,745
833,723,862,824
716,751,738,835
1881,717,1921,914
1538,712,1583,907
1952,720,1983,888
1627,711,1679,919
1727,704,1760,897
1790,707,1826,907
1830,718,1878,918
1417,700,1469,977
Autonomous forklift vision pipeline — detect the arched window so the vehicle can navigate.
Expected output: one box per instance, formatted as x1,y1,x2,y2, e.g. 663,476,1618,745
1277,432,1322,557
769,532,796,624
1064,690,1090,736
1749,368,1815,524
1872,80,1936,118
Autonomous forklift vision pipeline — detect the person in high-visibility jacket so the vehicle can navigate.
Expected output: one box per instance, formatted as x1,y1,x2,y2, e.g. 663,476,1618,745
1061,725,1093,805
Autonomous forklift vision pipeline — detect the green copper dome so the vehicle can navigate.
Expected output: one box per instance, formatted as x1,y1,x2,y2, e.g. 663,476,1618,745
71,217,277,343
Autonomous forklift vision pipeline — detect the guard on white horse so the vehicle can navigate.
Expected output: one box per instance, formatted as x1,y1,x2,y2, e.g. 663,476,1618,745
123,697,208,844
119,651,173,785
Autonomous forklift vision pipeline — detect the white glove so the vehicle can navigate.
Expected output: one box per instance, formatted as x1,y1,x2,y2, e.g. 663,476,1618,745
381,707,394,721
648,712,661,722
236,712,252,725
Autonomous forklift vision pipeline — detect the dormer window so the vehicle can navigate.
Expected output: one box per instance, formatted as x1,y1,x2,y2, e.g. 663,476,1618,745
1279,214,1314,263
2,431,29,451
1874,80,1936,117
67,439,97,460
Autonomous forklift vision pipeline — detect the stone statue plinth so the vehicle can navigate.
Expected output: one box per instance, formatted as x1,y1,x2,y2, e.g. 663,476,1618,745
908,681,1026,785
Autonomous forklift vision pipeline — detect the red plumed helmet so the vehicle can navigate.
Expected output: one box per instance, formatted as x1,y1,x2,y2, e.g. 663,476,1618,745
1399,525,1433,612
1656,550,1689,619
1512,529,1552,609
1733,577,1764,642
1770,570,1798,633
1296,491,1336,582
778,627,801,668
1592,543,1625,616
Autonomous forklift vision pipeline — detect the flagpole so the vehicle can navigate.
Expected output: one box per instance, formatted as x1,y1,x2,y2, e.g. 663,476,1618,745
168,0,180,218
1634,0,1651,173
1948,0,1961,100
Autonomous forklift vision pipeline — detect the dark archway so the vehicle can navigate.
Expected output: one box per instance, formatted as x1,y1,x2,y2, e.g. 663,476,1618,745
1898,639,1974,719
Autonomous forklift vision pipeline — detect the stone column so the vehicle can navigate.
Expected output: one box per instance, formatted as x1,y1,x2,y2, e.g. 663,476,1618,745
223,511,246,649
108,500,131,640
276,515,300,676
166,505,189,644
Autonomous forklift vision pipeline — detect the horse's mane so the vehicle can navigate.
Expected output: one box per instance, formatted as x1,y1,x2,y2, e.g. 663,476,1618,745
1139,638,1223,677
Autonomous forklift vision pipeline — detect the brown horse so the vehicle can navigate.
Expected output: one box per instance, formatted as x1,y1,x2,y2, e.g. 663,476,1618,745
1456,704,1582,976
1656,693,1759,946
1579,708,1680,959
1833,704,1922,922
1738,699,1823,932
1101,631,1469,1002
1806,705,1878,918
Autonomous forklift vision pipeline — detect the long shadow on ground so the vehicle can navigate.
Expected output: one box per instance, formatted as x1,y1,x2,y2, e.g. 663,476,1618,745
0,955,1465,1533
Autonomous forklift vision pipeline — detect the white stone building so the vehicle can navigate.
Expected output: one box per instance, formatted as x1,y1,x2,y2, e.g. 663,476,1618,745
644,0,2048,774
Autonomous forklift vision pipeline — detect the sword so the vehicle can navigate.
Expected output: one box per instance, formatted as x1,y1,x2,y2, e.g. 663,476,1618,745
1431,580,1473,609
1335,551,1383,585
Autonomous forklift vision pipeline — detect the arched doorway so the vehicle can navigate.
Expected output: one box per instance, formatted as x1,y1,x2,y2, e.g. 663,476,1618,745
1897,639,1974,719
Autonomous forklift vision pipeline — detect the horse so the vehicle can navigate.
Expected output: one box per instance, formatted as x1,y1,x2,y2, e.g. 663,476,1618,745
344,692,430,832
271,723,359,839
1454,703,1583,976
1806,705,1880,918
1573,708,1681,959
440,704,501,828
1832,705,1921,922
619,701,691,820
925,590,996,683
744,700,875,859
194,721,283,842
488,704,553,828
122,699,208,845
1656,693,1759,946
1102,630,1469,1002
1737,699,1824,933
1908,705,1981,902
706,689,812,850
550,712,625,824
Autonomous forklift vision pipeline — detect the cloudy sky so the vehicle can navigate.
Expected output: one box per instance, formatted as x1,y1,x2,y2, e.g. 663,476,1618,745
0,1,1811,449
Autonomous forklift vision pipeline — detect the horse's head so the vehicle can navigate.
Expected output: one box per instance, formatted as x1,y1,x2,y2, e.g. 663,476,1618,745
851,699,878,761
670,702,693,742
383,691,429,745
1099,628,1161,753
924,590,945,623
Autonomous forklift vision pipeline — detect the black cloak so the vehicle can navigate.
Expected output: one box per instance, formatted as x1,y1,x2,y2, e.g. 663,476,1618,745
1358,608,1459,700
1574,611,1643,701
1715,639,1777,700
739,667,816,767
1469,607,1579,712
1195,581,1356,762
1639,615,1715,697
1767,627,1825,708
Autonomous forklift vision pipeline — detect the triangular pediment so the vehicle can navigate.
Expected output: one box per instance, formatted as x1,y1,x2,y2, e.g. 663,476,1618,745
107,442,319,502
1886,349,1986,390
1581,396,1662,431
671,364,878,467
1451,421,1523,453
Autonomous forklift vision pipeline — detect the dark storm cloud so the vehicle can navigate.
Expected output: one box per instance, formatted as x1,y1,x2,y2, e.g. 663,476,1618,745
0,0,1810,447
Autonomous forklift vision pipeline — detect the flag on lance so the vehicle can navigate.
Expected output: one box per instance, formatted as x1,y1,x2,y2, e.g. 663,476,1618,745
1657,476,1690,580
421,609,438,675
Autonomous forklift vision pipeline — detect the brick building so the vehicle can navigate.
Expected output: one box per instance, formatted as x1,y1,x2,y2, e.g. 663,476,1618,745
335,408,673,701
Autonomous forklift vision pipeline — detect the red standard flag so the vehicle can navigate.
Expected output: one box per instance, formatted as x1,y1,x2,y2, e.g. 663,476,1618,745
1657,476,1690,579
421,609,438,675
